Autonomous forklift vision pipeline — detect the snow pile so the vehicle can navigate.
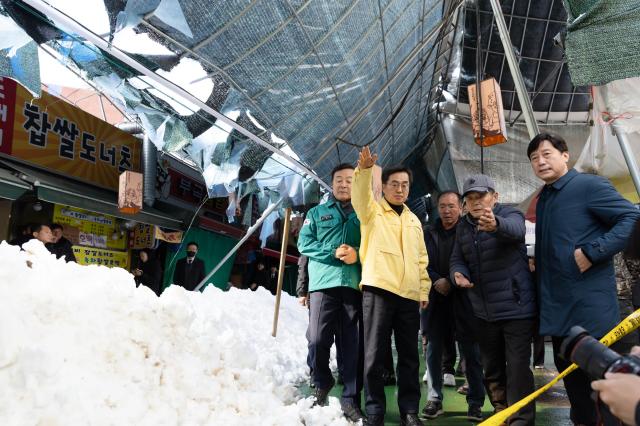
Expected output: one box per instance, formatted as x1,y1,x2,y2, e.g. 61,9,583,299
0,241,347,425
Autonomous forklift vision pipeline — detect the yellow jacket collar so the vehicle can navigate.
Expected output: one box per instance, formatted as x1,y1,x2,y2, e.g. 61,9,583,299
380,196,406,213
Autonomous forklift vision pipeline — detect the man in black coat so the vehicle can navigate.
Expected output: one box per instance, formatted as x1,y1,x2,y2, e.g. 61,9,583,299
173,241,206,291
49,223,77,262
420,191,484,422
528,133,640,425
450,175,537,425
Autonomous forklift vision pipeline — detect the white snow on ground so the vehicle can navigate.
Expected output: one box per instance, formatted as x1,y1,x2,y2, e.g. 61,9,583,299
0,240,347,426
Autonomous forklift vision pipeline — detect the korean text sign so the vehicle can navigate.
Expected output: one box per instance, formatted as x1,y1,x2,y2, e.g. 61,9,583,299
0,77,141,190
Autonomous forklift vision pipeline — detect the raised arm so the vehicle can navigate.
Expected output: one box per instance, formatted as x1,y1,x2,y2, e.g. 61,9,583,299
351,146,379,225
494,207,526,242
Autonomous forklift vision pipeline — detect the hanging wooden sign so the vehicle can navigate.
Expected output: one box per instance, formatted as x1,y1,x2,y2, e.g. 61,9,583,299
118,171,143,214
468,77,508,147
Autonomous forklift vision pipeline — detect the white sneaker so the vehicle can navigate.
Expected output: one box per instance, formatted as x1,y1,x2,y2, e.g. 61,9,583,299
443,373,456,387
422,370,429,383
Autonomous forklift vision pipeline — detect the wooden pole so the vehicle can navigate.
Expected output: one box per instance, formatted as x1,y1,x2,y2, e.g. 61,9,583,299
272,207,292,337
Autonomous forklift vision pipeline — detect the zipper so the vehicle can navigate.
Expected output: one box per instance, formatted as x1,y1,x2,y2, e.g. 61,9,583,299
472,224,491,321
336,202,350,285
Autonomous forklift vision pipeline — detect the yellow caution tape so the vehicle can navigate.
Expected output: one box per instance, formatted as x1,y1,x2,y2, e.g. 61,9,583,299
479,308,640,426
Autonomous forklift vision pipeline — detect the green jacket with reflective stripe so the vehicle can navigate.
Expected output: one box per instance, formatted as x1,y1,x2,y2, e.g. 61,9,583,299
297,198,361,292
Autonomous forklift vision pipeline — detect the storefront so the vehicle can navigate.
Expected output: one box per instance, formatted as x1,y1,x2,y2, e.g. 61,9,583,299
156,157,241,290
0,77,183,268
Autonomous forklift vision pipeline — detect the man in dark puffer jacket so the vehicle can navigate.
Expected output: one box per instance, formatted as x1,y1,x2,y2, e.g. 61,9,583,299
450,175,536,425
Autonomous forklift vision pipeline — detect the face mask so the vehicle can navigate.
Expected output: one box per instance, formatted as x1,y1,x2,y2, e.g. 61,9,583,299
186,251,196,258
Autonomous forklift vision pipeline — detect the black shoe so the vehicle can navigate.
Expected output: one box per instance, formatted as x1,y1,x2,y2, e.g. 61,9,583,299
341,400,365,423
365,415,384,426
420,400,444,419
400,413,424,426
467,405,483,422
312,378,335,407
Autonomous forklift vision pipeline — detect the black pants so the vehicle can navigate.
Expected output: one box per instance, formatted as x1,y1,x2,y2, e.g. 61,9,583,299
442,324,457,375
617,298,639,354
552,336,625,426
532,334,545,367
363,288,420,417
306,309,344,375
309,287,363,403
384,340,394,374
476,318,536,426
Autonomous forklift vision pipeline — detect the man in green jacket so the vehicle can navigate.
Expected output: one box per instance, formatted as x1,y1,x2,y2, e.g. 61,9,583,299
298,163,364,422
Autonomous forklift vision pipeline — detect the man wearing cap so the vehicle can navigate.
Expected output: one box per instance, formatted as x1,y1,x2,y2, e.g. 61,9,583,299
450,174,537,425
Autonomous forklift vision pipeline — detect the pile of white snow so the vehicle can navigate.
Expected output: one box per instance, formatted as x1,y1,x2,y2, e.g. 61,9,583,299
0,240,347,425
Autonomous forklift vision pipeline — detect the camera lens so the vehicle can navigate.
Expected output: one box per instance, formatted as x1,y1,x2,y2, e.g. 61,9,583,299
560,326,622,379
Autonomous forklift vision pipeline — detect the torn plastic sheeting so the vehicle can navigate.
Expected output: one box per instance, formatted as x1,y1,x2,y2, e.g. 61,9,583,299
258,207,280,248
114,0,159,32
155,114,192,152
152,0,193,39
575,79,640,179
202,162,240,198
0,40,41,96
597,76,640,134
115,0,193,39
0,13,33,53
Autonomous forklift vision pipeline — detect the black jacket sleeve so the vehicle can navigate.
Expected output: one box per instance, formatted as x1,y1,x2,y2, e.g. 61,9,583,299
196,259,206,286
63,240,77,262
450,226,472,284
296,255,309,297
173,260,184,286
424,231,443,283
150,260,162,295
494,206,526,243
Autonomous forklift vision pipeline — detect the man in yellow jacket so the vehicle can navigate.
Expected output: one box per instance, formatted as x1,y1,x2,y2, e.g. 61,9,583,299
352,146,431,426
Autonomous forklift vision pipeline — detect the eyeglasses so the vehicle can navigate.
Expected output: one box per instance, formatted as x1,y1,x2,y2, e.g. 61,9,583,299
386,182,409,191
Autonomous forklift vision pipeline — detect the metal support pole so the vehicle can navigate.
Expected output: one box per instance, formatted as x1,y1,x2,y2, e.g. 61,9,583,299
194,198,283,291
613,125,640,199
271,207,292,337
22,0,330,191
487,0,540,139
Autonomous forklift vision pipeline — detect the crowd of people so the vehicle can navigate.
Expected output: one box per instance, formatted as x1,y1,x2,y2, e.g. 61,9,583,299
10,222,77,262
7,132,640,425
8,224,210,297
296,133,640,426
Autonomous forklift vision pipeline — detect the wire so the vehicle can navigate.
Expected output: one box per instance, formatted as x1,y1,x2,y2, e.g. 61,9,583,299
164,195,209,272
335,0,461,149
475,0,485,174
13,0,323,188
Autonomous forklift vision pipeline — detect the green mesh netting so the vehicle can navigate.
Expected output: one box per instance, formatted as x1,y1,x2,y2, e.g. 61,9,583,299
564,0,640,86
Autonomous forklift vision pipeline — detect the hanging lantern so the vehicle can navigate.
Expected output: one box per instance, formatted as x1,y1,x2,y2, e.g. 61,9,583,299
467,77,508,147
118,171,143,214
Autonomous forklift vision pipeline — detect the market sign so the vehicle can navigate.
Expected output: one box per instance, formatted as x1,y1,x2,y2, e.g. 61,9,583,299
130,223,156,249
0,77,141,190
72,246,129,269
168,167,206,205
155,227,183,244
53,204,127,250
